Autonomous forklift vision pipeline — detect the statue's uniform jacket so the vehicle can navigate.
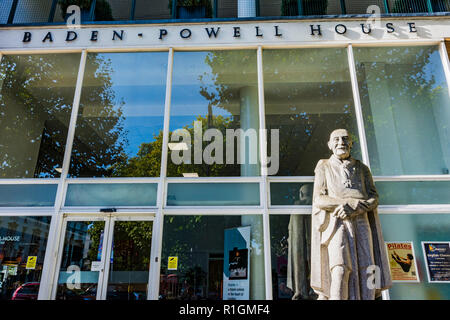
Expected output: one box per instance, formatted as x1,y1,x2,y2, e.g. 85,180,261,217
310,156,392,299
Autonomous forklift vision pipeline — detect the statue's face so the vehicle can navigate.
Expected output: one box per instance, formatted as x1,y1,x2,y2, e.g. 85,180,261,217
328,129,352,159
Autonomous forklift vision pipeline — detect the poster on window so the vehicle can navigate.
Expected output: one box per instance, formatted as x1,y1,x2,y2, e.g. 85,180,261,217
385,241,419,282
223,226,250,300
422,241,450,283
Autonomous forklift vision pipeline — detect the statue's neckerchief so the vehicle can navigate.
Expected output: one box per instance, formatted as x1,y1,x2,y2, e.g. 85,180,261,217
330,155,355,188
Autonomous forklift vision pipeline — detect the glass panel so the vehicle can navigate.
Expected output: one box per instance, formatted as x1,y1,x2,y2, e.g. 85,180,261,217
166,183,260,206
134,0,171,20
0,184,57,207
354,46,450,176
270,214,316,300
65,183,157,207
106,221,152,300
376,181,450,205
160,215,265,300
0,0,14,24
95,0,130,21
270,182,313,206
13,0,54,24
168,50,259,177
0,54,80,178
388,0,430,13
56,221,105,300
259,0,282,16
345,0,387,14
69,52,167,178
0,216,51,300
217,0,237,18
380,214,450,299
263,48,361,176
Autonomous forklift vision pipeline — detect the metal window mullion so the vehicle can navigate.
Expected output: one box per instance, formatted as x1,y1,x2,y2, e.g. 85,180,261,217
257,45,273,300
347,44,371,168
148,47,174,300
48,217,69,300
7,0,18,24
438,41,450,97
99,217,115,300
48,0,58,23
130,0,137,20
38,50,88,300
56,49,87,209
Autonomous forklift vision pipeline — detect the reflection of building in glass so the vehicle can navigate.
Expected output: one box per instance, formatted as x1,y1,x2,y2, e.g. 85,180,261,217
0,216,51,300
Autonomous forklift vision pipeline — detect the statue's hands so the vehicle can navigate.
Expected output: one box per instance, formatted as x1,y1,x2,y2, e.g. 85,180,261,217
355,200,370,214
332,204,353,220
346,199,371,215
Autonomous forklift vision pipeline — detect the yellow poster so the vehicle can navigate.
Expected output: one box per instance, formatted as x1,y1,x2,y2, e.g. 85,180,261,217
385,242,419,282
168,256,178,270
26,256,37,270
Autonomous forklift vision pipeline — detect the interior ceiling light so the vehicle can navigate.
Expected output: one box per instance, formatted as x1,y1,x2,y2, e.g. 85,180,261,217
182,173,199,177
168,142,189,151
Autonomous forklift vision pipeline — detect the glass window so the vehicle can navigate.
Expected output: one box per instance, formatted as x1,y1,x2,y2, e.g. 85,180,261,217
56,221,105,300
263,48,361,176
376,181,450,205
65,183,158,207
12,0,54,24
160,215,265,300
0,184,57,207
166,183,260,206
106,220,153,300
69,52,167,178
270,182,313,206
134,0,171,20
269,214,316,300
0,54,80,178
354,46,450,176
0,0,14,24
168,50,259,177
380,214,450,300
0,216,51,300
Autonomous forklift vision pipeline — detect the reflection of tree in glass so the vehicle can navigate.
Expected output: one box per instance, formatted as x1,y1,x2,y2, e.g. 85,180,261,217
0,54,79,178
263,49,359,176
110,222,152,271
356,46,444,176
86,221,105,263
69,53,128,177
112,115,242,177
199,51,256,128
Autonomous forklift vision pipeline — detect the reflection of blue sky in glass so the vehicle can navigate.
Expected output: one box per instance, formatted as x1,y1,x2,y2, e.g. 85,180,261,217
102,52,167,156
170,51,234,131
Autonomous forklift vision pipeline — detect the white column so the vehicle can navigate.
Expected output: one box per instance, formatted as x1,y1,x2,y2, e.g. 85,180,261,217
240,86,260,177
239,68,264,299
347,44,371,168
257,46,273,301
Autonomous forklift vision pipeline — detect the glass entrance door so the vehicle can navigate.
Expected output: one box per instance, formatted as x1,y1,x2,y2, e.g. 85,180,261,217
52,215,154,300
102,217,154,300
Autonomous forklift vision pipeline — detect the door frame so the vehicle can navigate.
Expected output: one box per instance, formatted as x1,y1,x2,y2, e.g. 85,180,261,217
50,213,155,300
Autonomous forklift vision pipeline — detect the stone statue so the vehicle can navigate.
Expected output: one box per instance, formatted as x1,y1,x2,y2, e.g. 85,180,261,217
287,184,314,300
310,129,392,300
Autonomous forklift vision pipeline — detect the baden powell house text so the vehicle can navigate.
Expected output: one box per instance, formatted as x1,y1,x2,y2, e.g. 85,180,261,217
19,22,421,45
